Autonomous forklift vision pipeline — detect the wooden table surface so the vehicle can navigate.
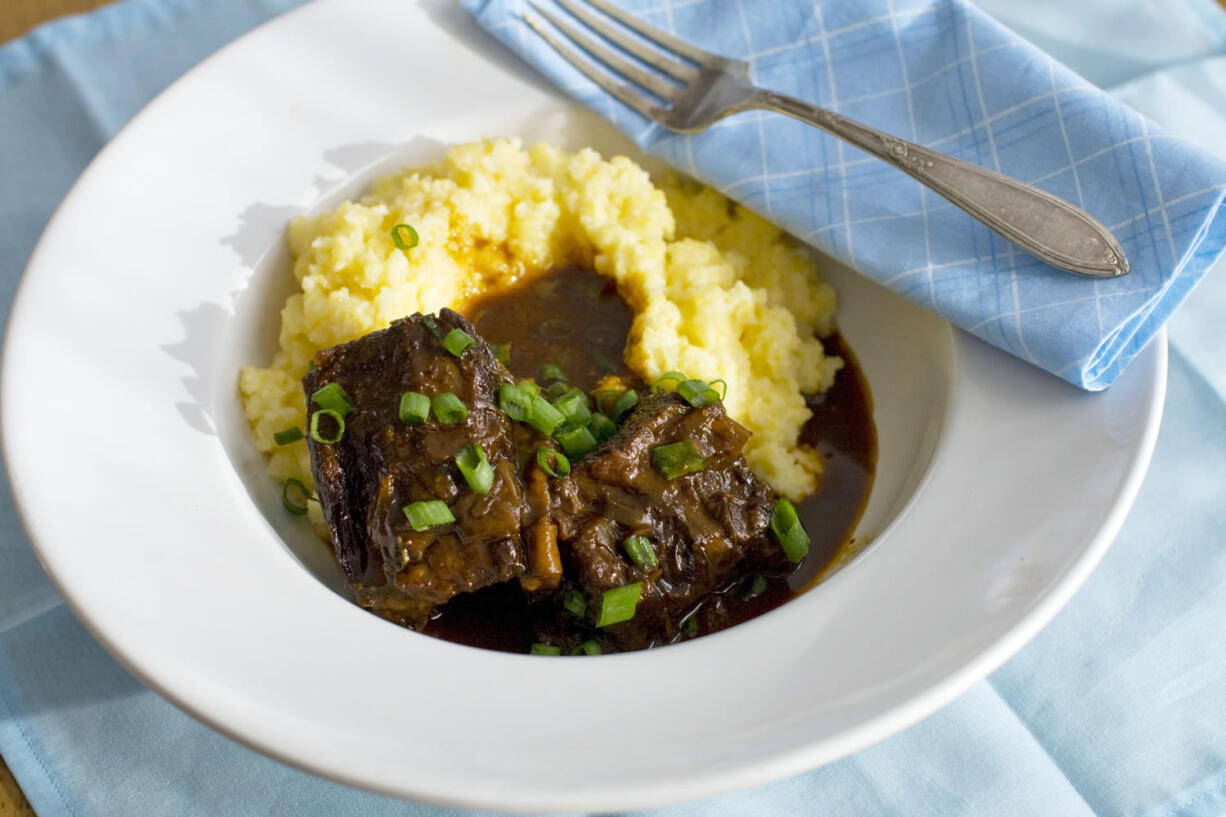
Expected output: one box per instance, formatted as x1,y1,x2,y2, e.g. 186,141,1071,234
3,0,1226,815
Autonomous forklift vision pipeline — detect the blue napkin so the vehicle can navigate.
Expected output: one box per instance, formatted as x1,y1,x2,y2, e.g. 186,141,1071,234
4,1,1226,816
463,0,1226,391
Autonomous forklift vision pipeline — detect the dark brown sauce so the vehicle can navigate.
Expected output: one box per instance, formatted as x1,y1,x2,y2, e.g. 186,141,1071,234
467,267,634,391
424,267,876,651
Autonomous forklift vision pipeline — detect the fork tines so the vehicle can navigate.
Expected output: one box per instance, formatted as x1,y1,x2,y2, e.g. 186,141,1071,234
522,0,706,120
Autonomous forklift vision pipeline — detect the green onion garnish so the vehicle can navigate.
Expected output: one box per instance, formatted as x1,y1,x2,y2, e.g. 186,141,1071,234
530,643,562,656
518,380,540,399
556,426,598,459
281,478,310,515
545,380,571,400
403,499,455,531
273,426,303,445
770,498,811,563
499,383,532,422
684,616,699,636
491,342,511,366
309,409,345,444
677,378,721,408
431,393,469,425
541,362,568,383
589,413,617,443
311,382,352,416
622,535,658,571
398,391,430,424
420,314,444,339
593,390,621,416
391,223,419,250
527,395,564,436
571,639,602,656
563,588,587,617
536,447,571,478
743,572,767,601
455,442,494,494
596,582,642,627
651,371,687,393
651,441,705,479
709,379,728,400
610,389,640,422
553,388,591,427
443,328,475,357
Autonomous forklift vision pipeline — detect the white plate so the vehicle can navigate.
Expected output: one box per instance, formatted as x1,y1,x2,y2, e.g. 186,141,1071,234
0,0,1165,811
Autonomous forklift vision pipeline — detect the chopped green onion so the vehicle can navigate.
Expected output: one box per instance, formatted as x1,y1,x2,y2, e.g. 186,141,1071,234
391,223,419,250
530,643,561,656
398,391,430,424
622,535,658,571
273,426,303,445
589,413,618,443
431,393,469,425
309,409,345,444
420,314,444,339
518,380,540,399
281,478,310,515
307,360,316,372
498,383,532,422
443,328,475,357
571,639,602,656
527,395,564,436
556,426,598,459
541,362,568,383
677,378,721,408
609,389,640,422
563,588,587,617
770,498,811,563
593,390,621,416
491,342,511,366
455,442,494,494
651,371,687,393
651,441,705,480
553,389,591,427
403,499,455,531
684,616,699,636
709,379,728,400
536,447,571,478
743,572,768,601
545,380,571,400
311,382,352,416
597,582,642,627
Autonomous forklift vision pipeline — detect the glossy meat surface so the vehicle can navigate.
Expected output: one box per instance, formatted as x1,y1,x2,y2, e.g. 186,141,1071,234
303,309,527,627
546,392,790,650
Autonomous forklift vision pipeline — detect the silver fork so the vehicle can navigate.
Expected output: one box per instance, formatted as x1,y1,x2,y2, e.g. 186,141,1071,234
523,0,1129,278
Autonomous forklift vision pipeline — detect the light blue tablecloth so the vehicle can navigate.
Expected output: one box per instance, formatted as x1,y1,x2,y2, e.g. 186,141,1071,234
2,1,1225,815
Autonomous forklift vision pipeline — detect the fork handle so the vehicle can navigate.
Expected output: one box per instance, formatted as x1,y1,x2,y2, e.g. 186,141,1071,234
754,91,1129,278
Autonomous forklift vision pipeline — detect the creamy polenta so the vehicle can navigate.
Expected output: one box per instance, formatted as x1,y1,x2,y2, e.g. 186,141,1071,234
240,139,840,500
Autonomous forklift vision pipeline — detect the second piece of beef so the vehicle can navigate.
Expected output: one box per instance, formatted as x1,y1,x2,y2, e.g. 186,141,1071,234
549,392,791,650
304,309,528,628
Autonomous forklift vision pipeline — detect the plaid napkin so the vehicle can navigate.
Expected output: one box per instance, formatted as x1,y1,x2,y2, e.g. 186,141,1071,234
463,0,1226,390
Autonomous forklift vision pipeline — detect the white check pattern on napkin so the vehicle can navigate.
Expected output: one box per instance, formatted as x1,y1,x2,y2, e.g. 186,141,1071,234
464,0,1226,389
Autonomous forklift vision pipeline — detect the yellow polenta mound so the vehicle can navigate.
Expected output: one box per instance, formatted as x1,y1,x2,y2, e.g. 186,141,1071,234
239,139,841,500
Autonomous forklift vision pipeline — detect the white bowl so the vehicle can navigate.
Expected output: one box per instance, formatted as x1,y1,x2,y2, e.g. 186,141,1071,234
0,0,1165,811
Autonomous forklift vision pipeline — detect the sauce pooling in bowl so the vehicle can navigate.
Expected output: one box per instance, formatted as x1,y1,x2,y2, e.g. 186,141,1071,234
410,267,876,652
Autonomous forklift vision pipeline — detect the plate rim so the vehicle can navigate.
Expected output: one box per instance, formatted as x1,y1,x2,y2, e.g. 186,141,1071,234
0,0,1169,810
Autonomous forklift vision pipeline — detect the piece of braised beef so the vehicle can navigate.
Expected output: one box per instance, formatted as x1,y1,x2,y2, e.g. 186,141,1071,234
303,309,529,628
544,392,790,650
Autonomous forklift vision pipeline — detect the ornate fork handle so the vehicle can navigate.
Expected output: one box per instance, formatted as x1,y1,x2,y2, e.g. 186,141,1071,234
755,90,1129,278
